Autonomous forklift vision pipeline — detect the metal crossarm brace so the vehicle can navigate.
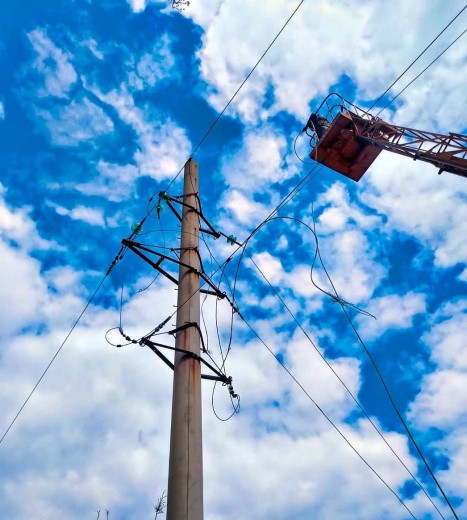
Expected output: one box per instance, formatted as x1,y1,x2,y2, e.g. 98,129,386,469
140,337,230,384
342,108,467,178
122,239,178,285
168,322,208,353
164,194,221,239
122,239,226,298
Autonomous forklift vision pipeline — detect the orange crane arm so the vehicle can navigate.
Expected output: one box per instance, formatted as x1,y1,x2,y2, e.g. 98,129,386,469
306,103,467,181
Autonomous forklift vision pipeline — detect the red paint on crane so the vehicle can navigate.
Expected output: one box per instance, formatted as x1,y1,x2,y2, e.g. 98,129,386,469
309,112,382,182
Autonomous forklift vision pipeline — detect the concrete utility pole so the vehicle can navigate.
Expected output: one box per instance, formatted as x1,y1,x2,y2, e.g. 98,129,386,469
166,159,203,520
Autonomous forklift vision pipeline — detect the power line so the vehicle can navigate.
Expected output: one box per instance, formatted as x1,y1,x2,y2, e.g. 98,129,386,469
376,27,467,116
340,304,459,520
153,170,450,518
239,313,418,520
0,274,109,446
155,163,322,333
119,0,310,278
369,4,467,110
246,246,446,519
161,0,307,195
288,207,459,519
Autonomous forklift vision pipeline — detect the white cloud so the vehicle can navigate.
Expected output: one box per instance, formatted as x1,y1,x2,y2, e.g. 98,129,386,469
250,251,283,284
127,34,177,89
221,188,269,226
27,28,78,98
216,126,300,237
0,186,55,250
362,153,467,268
311,225,385,304
317,182,381,233
356,292,426,340
0,100,5,120
127,0,147,12
3,4,466,519
48,201,106,226
410,369,467,428
176,0,224,27
81,38,104,60
90,86,190,182
221,126,297,191
81,161,141,202
407,301,467,517
378,30,467,133
191,0,467,126
36,97,114,146
247,251,331,314
24,30,114,147
0,241,47,336
0,187,450,520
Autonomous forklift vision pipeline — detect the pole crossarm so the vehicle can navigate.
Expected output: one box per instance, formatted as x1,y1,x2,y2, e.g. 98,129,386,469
139,336,232,385
160,191,222,239
122,239,226,298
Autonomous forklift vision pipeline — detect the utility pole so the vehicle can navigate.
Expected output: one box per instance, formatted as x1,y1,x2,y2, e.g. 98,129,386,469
166,159,203,520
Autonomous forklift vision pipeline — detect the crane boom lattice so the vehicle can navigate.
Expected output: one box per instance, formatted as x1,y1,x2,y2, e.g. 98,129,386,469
305,93,467,181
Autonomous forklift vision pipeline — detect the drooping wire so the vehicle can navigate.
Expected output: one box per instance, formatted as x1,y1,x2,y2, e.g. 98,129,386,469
111,311,238,419
153,162,322,364
142,164,447,514
375,27,467,116
136,272,161,293
239,313,418,520
0,0,308,444
342,302,459,519
369,4,467,111
0,273,109,446
200,234,240,420
198,240,229,378
112,163,324,419
306,207,459,519
111,226,237,413
105,327,134,348
211,382,241,422
244,231,445,519
225,164,323,317
267,213,375,318
293,132,314,165
217,203,445,516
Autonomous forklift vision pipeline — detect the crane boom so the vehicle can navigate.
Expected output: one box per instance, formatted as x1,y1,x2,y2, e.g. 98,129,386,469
304,95,467,182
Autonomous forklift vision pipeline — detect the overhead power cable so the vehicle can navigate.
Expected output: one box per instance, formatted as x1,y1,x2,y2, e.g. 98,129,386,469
0,274,109,446
239,313,418,520
301,209,458,520
244,222,445,519
117,0,309,277
340,304,459,520
369,4,467,110
153,163,322,336
376,27,467,116
162,0,306,194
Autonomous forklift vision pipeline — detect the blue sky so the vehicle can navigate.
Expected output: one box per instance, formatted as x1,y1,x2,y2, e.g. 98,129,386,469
1,1,466,519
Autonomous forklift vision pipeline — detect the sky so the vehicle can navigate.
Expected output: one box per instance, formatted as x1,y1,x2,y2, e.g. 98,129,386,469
0,1,466,519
